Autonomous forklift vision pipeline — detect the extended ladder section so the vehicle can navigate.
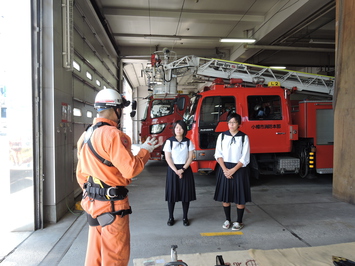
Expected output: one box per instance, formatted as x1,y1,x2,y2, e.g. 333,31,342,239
159,55,334,96
195,57,334,96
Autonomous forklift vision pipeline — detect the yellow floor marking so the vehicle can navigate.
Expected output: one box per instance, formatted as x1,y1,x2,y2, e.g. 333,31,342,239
200,231,243,236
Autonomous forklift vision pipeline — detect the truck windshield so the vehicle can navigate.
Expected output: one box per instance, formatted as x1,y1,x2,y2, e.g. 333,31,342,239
199,96,236,149
150,99,174,118
200,96,236,127
185,95,199,130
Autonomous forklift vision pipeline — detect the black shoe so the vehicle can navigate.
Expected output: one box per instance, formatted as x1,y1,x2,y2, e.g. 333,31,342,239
167,218,175,226
183,219,190,226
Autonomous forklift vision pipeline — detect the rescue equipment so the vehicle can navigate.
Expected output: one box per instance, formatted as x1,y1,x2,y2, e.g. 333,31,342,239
83,176,128,201
215,255,229,266
84,122,113,166
83,176,132,227
164,245,188,266
86,207,132,227
94,88,130,110
81,119,133,227
144,52,334,96
332,255,355,266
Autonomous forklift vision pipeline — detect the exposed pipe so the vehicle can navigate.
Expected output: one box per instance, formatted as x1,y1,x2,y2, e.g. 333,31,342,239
62,0,73,70
33,0,44,230
244,44,334,53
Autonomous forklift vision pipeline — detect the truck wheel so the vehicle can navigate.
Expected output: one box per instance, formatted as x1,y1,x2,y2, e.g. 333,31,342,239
299,149,308,178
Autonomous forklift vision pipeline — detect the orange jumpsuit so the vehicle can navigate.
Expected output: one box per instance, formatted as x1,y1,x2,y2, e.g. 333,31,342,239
76,117,150,266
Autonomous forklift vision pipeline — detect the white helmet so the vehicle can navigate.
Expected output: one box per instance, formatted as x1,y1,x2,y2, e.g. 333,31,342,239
94,89,130,110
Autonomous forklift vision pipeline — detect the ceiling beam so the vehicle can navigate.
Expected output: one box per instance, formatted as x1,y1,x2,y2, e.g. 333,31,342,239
102,7,264,22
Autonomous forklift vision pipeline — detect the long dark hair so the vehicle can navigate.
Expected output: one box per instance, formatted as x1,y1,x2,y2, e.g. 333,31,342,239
173,120,188,138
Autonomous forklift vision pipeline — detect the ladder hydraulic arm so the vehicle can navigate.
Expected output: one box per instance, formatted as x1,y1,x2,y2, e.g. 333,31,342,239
146,54,334,96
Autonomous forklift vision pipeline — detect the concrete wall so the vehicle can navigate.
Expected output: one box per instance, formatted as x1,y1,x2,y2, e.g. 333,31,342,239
333,0,355,204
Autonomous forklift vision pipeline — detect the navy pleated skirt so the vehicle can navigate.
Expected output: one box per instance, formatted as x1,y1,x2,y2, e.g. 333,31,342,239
165,164,196,203
214,162,252,204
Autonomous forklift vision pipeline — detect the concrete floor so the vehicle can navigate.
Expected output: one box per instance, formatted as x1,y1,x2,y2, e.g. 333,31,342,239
2,160,355,266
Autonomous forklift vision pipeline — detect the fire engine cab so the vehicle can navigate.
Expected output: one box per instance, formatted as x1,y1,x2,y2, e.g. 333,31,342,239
141,93,190,160
141,49,334,179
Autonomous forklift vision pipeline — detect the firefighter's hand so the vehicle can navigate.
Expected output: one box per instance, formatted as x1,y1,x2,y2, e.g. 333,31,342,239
141,136,161,153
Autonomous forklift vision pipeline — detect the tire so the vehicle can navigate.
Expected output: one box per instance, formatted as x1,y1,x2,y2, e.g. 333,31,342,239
299,148,309,178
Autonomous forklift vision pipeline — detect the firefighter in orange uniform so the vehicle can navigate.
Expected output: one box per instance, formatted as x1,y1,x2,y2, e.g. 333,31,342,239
76,89,160,266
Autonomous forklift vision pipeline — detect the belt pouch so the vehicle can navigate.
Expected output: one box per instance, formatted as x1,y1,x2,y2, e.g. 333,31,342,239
97,213,116,227
86,213,100,227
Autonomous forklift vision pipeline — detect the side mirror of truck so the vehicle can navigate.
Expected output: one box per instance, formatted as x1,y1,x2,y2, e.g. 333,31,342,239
131,100,137,110
130,100,137,117
176,97,185,111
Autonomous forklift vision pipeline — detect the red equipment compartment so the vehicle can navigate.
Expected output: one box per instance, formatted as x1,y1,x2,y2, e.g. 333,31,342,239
292,100,333,172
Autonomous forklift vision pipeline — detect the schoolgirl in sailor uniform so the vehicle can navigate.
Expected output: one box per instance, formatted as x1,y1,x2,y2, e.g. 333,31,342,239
214,113,251,230
164,120,196,226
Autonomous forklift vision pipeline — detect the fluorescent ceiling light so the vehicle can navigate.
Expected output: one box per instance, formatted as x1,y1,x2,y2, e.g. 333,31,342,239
220,38,256,43
270,66,286,69
144,36,181,41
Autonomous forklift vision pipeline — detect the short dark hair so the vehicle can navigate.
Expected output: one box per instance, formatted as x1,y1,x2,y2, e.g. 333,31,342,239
227,113,241,124
173,120,188,137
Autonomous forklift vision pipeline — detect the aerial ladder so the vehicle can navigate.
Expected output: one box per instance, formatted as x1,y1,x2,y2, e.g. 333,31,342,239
144,51,334,97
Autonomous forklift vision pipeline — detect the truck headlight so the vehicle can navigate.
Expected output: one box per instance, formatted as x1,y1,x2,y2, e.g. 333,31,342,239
150,123,166,134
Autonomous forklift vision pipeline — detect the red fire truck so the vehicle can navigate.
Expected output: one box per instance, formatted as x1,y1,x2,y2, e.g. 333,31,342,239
140,51,334,178
140,93,190,160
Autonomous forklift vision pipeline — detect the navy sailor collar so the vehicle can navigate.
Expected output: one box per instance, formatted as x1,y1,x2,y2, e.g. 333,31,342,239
222,130,245,137
170,136,189,142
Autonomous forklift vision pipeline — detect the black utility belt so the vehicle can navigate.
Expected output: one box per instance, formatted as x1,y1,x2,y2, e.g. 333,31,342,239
83,182,128,201
87,207,132,227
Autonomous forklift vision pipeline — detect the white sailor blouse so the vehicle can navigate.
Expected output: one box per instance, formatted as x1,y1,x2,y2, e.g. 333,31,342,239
163,137,195,164
214,130,250,167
